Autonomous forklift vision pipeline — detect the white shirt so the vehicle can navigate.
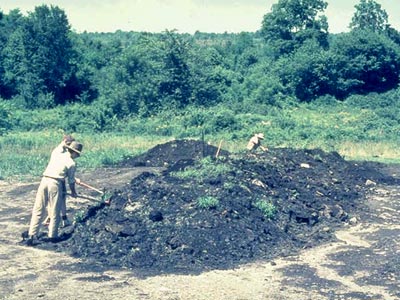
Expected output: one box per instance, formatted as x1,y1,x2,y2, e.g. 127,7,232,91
247,136,262,150
51,142,67,157
43,150,76,184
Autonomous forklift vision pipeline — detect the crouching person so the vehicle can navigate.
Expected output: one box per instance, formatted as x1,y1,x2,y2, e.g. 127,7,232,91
247,133,268,152
26,141,83,246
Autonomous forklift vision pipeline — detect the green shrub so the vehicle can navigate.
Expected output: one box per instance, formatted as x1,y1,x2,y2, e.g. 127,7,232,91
254,199,276,219
208,110,238,133
11,103,118,132
0,100,14,135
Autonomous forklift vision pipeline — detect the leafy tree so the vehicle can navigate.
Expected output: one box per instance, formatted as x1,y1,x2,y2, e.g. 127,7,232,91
2,5,75,107
261,0,329,57
270,29,400,101
386,26,400,45
27,5,75,104
330,30,400,98
189,46,238,106
349,0,388,33
2,26,41,103
93,35,166,117
273,40,335,101
0,11,7,97
0,9,24,98
158,30,192,108
76,32,124,70
245,71,286,106
349,0,400,46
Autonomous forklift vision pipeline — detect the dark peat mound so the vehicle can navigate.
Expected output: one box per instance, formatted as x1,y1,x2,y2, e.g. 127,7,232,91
40,139,395,276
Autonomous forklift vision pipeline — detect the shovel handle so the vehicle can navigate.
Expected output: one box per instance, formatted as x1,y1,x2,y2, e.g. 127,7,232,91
77,180,104,194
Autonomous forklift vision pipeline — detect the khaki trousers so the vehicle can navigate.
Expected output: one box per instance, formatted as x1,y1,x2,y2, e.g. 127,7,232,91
28,177,63,238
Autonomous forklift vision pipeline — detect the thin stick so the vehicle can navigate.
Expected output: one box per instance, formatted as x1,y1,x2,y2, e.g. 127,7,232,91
215,140,223,158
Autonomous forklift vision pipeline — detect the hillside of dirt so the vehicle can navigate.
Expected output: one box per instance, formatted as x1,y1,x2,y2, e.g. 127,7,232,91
27,139,396,277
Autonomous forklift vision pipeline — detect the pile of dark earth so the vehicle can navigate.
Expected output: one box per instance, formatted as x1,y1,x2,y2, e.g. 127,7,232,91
38,139,396,276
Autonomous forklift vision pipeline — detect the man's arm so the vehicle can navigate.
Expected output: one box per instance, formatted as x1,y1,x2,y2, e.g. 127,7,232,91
69,182,78,198
67,165,78,197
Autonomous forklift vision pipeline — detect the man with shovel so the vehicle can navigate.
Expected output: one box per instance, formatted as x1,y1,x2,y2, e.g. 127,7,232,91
26,141,83,245
43,134,75,228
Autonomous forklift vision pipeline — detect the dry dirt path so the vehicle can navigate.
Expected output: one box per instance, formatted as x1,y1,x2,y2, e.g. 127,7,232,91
0,167,399,300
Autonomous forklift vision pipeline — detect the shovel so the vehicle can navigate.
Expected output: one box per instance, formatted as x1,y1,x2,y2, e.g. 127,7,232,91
76,180,112,205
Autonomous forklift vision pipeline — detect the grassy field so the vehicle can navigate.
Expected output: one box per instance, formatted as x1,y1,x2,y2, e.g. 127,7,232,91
2,97,400,181
1,129,399,182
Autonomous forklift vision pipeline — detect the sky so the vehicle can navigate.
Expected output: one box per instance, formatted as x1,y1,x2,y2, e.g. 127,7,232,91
0,0,399,34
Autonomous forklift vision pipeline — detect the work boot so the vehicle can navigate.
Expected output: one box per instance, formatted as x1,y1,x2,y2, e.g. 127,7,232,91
26,235,35,246
21,230,29,240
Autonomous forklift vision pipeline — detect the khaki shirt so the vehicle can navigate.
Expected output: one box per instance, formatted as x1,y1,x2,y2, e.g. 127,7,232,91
247,136,262,150
43,151,76,184
51,142,67,157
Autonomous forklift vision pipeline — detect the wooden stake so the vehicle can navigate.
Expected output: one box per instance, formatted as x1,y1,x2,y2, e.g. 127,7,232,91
215,140,223,158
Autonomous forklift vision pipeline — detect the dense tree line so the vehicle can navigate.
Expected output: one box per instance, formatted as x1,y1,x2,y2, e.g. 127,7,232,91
0,0,400,119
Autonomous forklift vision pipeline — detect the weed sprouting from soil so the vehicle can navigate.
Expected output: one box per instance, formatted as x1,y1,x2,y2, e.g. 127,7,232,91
197,196,219,209
254,198,276,219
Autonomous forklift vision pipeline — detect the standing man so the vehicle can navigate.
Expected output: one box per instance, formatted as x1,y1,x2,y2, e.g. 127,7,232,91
43,135,75,227
247,133,268,152
27,141,83,245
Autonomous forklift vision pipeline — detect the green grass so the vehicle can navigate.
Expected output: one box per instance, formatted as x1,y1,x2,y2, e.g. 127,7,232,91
0,131,171,181
197,196,219,209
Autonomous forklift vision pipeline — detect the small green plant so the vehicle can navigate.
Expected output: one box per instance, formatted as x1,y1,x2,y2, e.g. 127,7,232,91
73,210,86,224
197,196,219,209
223,181,235,190
254,199,276,219
171,156,233,181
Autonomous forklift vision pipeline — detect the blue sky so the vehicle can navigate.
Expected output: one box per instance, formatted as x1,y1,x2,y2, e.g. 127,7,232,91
0,0,399,34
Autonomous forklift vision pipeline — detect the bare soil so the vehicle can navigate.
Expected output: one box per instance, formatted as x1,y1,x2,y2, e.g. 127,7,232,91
1,139,399,300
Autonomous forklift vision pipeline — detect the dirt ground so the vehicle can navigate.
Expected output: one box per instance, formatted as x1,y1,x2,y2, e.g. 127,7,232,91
1,141,400,300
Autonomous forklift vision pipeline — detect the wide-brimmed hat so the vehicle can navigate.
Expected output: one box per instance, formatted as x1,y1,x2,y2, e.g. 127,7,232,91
66,141,83,155
63,134,75,146
255,133,264,139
